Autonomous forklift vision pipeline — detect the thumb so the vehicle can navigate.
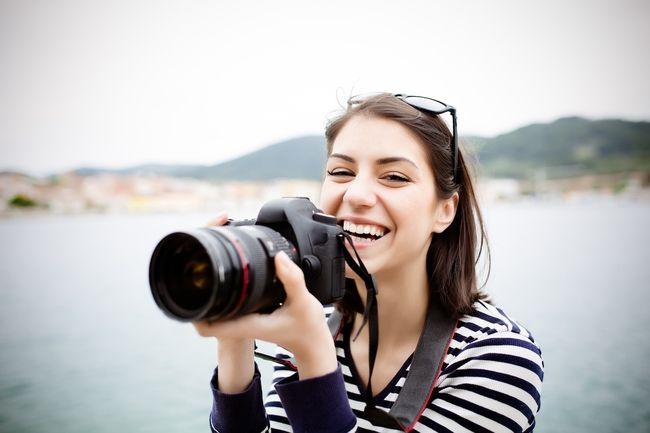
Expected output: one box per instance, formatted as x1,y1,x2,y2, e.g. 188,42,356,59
206,212,228,227
274,251,307,299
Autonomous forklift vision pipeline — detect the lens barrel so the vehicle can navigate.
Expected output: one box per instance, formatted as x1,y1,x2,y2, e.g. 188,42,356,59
149,225,297,321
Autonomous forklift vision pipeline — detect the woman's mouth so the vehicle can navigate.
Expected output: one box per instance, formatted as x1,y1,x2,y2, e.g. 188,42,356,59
341,220,389,244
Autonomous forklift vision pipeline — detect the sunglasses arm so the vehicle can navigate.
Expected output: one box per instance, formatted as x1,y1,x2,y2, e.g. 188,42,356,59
451,109,458,182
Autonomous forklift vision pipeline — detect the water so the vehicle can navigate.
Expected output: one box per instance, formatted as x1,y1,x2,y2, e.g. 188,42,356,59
485,200,650,432
1,200,649,433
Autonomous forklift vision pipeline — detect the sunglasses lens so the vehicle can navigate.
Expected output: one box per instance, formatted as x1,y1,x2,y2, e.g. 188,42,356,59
400,96,449,113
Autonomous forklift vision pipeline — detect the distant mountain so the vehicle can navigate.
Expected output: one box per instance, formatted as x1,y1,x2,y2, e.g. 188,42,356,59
195,136,327,181
66,117,649,181
73,136,328,181
73,163,204,178
477,117,650,178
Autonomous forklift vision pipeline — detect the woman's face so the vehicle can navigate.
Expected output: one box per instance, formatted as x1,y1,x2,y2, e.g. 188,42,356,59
320,114,455,278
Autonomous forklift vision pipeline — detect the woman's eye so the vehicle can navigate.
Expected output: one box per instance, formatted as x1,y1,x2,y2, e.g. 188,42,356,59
383,173,411,183
326,169,354,177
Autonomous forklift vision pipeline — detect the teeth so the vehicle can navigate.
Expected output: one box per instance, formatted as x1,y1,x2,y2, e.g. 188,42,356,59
350,235,373,244
343,221,385,237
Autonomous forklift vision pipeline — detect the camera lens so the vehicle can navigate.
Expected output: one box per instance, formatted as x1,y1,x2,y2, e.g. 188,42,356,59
149,226,297,321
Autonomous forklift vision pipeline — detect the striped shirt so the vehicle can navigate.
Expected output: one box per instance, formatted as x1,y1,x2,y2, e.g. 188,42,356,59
210,300,544,432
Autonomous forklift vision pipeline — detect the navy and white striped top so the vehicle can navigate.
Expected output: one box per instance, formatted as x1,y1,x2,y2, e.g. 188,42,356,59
210,300,544,433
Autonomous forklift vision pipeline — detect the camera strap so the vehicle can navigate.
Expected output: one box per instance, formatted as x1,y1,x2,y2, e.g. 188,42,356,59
254,232,457,431
337,232,378,341
336,232,457,431
326,299,457,431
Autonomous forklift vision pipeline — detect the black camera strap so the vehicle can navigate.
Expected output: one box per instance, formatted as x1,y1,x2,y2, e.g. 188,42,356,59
337,233,458,430
337,233,378,341
336,234,383,424
255,233,457,431
325,302,456,430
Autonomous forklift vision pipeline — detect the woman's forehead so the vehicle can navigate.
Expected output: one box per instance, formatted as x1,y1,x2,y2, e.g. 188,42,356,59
331,115,429,164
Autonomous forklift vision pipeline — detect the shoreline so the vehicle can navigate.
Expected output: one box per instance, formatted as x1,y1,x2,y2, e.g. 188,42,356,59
2,172,649,218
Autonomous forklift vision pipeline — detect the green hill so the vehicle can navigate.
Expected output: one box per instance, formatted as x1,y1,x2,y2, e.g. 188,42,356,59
70,117,650,181
194,117,650,181
476,117,650,178
73,136,328,181
198,136,326,181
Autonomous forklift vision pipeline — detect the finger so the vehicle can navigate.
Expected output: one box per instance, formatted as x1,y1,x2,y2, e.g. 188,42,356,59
192,320,216,338
274,251,308,299
206,212,228,227
193,313,268,340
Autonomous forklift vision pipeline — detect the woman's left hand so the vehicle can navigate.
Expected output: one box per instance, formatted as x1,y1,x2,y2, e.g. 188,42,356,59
193,251,338,379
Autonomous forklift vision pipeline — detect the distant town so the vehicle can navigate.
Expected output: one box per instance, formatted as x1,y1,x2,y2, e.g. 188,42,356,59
0,171,322,217
1,170,648,217
4,116,649,217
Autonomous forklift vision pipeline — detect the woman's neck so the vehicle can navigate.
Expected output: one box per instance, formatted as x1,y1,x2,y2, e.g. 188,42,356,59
350,265,430,346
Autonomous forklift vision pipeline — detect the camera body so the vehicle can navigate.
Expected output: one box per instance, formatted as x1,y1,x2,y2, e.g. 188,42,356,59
149,197,346,321
243,196,346,304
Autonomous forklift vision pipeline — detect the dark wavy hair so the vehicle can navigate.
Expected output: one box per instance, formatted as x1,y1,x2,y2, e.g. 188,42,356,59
325,93,490,319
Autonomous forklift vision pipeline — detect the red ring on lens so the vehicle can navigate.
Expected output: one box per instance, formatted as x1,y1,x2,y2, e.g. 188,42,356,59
220,231,249,315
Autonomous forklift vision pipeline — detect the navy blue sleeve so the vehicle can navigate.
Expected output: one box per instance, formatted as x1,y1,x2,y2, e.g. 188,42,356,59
209,366,269,433
274,367,357,433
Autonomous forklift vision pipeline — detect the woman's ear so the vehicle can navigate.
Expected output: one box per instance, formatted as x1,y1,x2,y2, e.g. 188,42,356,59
432,192,459,233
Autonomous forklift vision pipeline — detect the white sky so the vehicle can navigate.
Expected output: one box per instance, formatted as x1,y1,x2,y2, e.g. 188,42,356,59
1,0,649,176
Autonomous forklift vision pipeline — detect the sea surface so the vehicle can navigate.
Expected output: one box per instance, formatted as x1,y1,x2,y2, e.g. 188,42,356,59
1,199,649,433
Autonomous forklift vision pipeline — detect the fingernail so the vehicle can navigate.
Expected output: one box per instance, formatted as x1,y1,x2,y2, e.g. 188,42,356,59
277,251,290,263
207,212,227,226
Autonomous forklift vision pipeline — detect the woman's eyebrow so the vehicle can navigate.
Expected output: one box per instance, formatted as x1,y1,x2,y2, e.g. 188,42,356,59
328,153,419,168
329,153,355,163
377,156,419,168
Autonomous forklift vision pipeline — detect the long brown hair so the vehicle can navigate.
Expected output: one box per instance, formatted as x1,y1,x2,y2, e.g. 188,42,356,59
325,93,490,319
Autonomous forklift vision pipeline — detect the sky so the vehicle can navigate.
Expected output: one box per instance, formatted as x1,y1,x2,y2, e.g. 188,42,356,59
1,0,649,176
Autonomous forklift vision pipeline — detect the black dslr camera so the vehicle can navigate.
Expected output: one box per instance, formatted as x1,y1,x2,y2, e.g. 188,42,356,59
149,197,346,321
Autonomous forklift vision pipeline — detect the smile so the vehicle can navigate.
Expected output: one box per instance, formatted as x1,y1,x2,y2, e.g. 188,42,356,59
342,220,388,243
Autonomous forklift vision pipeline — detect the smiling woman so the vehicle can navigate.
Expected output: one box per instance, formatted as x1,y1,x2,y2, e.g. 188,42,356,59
321,115,447,287
194,93,544,432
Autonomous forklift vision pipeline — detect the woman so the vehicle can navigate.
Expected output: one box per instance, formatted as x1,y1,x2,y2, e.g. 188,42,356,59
194,93,544,432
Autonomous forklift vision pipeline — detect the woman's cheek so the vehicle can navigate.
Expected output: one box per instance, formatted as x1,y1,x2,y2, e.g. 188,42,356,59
317,187,329,212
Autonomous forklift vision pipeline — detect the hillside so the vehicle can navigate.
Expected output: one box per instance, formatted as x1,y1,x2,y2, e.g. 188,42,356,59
476,117,650,178
74,136,327,181
67,117,650,181
197,136,327,181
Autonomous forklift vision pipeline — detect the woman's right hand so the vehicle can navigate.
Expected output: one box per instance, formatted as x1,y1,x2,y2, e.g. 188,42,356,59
192,211,337,390
192,212,256,394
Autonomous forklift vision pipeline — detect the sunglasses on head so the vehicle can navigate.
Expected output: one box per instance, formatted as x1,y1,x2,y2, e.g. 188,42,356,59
349,93,458,183
393,94,458,183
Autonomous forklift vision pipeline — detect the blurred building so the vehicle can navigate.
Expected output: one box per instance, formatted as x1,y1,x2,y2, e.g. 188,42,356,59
0,172,322,216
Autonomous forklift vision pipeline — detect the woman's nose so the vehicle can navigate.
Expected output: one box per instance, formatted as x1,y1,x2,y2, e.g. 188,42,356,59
343,176,377,208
